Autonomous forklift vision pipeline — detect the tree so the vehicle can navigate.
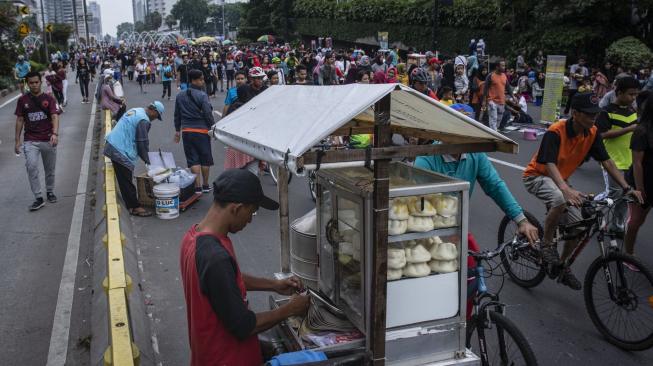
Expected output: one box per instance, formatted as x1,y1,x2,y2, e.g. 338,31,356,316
606,37,653,70
50,23,73,47
116,22,134,38
165,14,177,30
240,0,273,40
134,20,146,33
145,11,163,31
171,0,210,35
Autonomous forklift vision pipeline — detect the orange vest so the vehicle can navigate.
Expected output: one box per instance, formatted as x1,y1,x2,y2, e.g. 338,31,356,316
524,120,598,180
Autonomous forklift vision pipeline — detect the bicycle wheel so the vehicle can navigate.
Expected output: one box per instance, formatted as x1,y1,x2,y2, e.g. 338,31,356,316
466,310,538,366
584,252,653,350
497,211,546,288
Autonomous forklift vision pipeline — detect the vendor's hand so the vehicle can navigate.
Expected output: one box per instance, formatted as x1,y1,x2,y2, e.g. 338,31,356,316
274,277,303,295
285,294,310,317
562,186,585,207
517,220,539,245
174,132,180,144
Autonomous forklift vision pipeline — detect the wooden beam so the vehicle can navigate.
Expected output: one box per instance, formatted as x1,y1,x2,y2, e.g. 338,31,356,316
278,167,290,273
369,94,391,366
299,142,498,167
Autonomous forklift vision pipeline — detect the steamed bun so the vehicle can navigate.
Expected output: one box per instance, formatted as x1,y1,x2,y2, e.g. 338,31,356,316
429,259,458,273
407,215,435,232
403,263,431,277
433,215,456,228
389,198,410,220
429,242,458,260
387,268,403,281
432,195,458,217
404,244,432,263
407,196,438,217
388,248,407,269
388,219,408,235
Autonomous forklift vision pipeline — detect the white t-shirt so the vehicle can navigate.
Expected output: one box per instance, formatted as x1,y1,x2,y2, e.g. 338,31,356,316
135,63,146,77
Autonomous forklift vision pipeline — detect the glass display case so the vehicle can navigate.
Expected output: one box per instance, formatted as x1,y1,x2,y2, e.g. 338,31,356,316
316,162,470,363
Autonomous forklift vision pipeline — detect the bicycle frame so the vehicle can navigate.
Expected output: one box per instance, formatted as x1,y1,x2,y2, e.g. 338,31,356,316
469,265,508,365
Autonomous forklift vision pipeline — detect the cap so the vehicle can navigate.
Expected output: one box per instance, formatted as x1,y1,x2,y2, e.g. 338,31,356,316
213,169,279,210
571,92,602,114
150,101,165,120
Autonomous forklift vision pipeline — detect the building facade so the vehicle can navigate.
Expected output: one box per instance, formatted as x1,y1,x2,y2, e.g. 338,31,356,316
38,0,88,42
87,1,102,40
133,0,147,22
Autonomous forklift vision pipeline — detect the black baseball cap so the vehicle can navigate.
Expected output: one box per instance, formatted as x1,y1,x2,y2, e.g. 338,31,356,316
571,92,602,114
213,169,279,210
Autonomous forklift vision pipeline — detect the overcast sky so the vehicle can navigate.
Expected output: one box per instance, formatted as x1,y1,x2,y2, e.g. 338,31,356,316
95,0,133,37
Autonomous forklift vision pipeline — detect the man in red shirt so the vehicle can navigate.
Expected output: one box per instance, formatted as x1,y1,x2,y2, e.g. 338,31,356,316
482,60,513,131
15,71,60,211
180,169,309,366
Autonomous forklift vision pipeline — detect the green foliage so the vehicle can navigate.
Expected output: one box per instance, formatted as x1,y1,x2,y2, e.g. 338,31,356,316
134,21,145,33
144,11,163,31
240,0,274,39
50,23,73,48
29,60,46,73
116,22,134,38
171,0,210,35
165,14,177,30
606,37,653,69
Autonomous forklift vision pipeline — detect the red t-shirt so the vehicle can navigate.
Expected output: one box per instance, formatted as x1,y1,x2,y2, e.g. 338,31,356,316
180,225,262,366
15,93,58,142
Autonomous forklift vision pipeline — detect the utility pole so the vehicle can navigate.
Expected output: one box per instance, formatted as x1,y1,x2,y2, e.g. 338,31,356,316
431,0,439,52
222,0,225,38
82,0,89,45
39,0,49,60
71,0,80,42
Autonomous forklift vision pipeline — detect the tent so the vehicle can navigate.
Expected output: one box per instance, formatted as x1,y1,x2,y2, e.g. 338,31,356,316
215,84,517,174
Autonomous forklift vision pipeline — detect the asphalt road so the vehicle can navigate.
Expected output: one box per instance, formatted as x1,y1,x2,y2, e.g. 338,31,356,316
0,75,96,365
115,79,653,366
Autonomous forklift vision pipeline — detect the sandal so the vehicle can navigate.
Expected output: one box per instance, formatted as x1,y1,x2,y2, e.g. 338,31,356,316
130,208,152,217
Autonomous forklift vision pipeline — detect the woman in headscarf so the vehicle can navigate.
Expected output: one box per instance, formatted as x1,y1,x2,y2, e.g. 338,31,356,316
386,67,398,84
373,70,387,84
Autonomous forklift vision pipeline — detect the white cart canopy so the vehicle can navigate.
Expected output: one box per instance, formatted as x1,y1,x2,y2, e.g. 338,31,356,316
215,84,517,174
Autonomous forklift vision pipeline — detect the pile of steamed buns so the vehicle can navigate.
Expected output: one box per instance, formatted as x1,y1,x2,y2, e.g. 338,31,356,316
388,195,458,235
387,236,459,280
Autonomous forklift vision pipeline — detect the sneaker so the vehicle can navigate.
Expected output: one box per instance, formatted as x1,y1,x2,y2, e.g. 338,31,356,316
202,185,212,193
558,268,582,290
47,192,57,203
29,197,45,211
541,244,561,278
195,186,203,194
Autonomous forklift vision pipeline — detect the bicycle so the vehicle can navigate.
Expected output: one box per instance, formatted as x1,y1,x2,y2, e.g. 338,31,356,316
497,194,653,350
466,239,539,366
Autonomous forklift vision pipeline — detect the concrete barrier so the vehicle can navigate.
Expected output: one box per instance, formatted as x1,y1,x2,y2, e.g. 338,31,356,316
90,110,154,366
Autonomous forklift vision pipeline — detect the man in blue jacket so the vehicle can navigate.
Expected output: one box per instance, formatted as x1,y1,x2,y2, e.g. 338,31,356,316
174,69,215,194
104,101,165,217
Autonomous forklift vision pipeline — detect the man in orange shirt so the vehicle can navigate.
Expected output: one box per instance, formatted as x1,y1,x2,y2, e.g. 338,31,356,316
482,60,513,131
522,93,643,290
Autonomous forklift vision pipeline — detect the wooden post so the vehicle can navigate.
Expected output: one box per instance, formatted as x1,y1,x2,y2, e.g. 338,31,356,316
278,167,291,272
369,94,392,365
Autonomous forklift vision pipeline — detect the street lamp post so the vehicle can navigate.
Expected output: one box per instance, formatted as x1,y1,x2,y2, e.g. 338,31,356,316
82,0,89,45
39,0,48,59
222,0,225,38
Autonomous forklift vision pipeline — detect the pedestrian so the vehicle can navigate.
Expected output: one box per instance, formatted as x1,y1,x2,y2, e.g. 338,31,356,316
174,69,216,194
101,71,126,121
135,58,146,93
58,61,68,107
160,58,174,100
564,57,589,115
470,67,488,121
46,63,65,112
222,70,247,116
624,91,653,255
77,57,91,103
532,72,545,107
319,52,338,85
177,54,191,91
104,101,165,217
179,169,308,366
14,71,60,211
482,59,513,131
14,54,31,93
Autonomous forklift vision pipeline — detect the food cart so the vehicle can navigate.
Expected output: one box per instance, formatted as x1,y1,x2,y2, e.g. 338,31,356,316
215,84,518,365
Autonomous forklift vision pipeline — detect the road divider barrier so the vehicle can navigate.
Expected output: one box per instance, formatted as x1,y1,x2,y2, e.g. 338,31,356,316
102,110,139,366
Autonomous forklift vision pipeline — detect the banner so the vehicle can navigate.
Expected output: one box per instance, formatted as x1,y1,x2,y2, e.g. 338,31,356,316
378,31,389,50
540,55,566,124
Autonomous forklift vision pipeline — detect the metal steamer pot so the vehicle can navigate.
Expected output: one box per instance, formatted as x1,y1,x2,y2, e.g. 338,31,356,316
290,209,318,289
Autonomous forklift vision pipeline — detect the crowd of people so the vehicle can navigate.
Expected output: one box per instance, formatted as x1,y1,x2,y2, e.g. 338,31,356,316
10,38,653,364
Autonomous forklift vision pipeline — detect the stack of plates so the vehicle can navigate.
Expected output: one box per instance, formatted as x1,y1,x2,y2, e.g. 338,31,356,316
300,295,356,334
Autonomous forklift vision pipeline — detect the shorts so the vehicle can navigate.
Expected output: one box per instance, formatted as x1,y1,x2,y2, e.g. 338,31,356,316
523,175,582,224
226,70,235,81
182,132,214,167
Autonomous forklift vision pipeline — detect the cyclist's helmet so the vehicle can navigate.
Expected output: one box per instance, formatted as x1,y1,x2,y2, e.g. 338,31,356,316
411,68,429,84
249,66,266,78
271,57,281,64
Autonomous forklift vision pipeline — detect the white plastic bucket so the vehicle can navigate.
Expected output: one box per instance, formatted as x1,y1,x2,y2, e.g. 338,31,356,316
153,183,180,219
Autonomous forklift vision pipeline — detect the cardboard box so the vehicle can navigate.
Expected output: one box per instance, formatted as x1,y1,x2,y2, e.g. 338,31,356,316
136,173,156,208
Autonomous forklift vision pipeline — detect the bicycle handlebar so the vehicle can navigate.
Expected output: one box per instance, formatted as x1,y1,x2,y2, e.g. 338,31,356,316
468,237,531,261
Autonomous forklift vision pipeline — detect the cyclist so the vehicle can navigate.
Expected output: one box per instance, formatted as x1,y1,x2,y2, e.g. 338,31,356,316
410,68,438,100
14,55,31,93
522,93,644,290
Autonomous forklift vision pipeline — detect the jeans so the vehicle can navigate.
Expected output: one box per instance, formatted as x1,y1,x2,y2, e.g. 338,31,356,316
112,160,139,209
162,80,171,98
79,77,90,99
23,141,57,199
487,101,505,131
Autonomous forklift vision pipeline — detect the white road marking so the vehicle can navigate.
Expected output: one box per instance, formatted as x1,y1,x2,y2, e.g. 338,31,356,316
0,93,20,109
46,94,97,366
213,110,222,117
488,157,526,171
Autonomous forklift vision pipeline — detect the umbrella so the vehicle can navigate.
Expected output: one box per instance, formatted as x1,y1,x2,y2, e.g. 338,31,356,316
257,35,275,43
195,36,216,44
222,39,233,45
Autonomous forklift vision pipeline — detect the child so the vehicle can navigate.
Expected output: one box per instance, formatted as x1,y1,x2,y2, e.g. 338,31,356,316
439,86,455,106
454,64,469,103
532,72,545,106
